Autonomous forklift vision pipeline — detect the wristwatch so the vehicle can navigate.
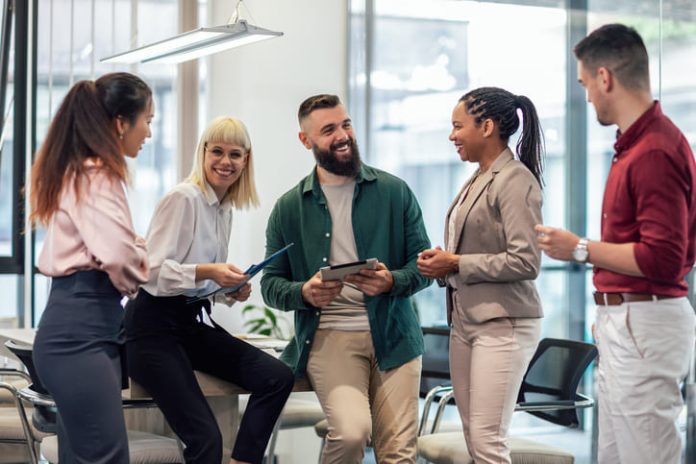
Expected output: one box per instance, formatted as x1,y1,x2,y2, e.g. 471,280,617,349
572,238,589,263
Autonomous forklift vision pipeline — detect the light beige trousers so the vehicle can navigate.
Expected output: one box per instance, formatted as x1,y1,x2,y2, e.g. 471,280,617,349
596,297,695,464
307,329,422,464
449,309,540,464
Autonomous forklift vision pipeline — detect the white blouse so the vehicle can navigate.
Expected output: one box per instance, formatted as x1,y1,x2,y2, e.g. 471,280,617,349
141,181,233,298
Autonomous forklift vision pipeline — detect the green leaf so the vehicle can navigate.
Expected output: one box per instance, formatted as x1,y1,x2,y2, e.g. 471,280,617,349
264,307,278,326
246,321,267,333
259,328,272,336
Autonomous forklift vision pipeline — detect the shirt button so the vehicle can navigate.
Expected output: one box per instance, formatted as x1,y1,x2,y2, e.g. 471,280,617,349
322,257,328,262
325,233,330,238
603,213,607,218
305,340,311,345
315,311,320,316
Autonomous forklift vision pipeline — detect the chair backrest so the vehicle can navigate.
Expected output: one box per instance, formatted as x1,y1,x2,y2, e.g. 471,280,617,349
4,340,49,395
4,340,58,434
517,337,598,427
420,326,451,397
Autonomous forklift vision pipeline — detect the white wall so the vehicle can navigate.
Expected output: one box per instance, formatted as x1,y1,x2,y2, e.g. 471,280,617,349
205,0,348,335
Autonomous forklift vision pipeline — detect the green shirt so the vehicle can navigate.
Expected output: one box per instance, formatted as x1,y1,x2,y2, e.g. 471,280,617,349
261,164,432,377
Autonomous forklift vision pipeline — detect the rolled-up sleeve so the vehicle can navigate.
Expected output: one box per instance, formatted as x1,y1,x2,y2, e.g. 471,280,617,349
631,151,689,282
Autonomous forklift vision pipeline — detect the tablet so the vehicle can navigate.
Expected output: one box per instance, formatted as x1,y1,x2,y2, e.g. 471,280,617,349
320,258,378,281
187,243,294,303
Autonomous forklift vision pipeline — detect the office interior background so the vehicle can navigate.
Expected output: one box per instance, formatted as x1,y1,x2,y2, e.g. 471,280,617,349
0,0,694,462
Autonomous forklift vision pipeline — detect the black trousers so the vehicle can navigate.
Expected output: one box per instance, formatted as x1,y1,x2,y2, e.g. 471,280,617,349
124,290,294,464
33,270,129,464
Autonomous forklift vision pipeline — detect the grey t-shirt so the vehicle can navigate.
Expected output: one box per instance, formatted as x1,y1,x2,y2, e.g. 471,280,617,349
318,181,370,331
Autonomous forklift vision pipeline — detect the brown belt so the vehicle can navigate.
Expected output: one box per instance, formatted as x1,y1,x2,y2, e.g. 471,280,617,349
593,292,673,306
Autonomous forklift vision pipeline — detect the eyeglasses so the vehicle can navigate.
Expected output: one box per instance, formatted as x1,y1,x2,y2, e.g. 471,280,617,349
205,145,248,164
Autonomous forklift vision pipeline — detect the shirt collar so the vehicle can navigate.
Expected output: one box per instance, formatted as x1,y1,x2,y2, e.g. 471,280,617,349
614,100,661,155
203,181,233,211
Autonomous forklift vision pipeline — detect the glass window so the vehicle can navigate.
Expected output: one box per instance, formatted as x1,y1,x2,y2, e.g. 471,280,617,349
0,275,19,327
0,5,20,325
32,0,179,324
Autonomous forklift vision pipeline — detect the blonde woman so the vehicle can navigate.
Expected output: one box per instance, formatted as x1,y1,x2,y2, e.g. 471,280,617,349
124,117,294,464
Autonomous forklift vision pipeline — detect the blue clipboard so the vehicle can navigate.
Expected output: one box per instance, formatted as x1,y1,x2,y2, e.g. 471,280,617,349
187,243,294,303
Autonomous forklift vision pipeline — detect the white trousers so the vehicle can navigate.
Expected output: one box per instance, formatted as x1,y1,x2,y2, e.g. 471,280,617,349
596,297,695,464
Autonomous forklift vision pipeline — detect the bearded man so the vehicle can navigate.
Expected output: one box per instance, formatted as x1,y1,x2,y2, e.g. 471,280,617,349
261,94,432,464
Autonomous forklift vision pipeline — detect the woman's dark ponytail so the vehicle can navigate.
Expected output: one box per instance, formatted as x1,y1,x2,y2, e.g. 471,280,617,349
460,87,545,187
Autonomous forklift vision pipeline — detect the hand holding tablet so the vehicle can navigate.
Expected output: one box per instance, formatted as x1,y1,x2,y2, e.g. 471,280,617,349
187,243,294,303
320,258,378,281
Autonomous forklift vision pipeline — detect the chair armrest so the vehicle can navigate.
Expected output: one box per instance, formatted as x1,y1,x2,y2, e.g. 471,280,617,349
122,398,160,409
17,387,56,408
418,384,453,437
0,367,31,383
429,389,456,435
0,380,19,397
515,393,595,412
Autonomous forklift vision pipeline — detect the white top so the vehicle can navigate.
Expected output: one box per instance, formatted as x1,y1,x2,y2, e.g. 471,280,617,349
446,175,478,290
38,161,149,297
142,181,233,298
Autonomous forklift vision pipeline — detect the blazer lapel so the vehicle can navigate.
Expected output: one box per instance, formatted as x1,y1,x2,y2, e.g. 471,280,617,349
450,149,515,250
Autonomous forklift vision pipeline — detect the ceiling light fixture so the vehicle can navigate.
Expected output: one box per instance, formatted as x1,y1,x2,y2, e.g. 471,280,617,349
101,1,282,64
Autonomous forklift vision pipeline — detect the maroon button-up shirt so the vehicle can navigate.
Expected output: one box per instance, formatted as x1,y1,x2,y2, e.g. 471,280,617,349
594,101,696,297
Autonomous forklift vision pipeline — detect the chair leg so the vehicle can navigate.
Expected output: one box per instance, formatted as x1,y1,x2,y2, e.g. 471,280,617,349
0,382,40,464
264,419,281,464
16,399,40,464
317,437,325,464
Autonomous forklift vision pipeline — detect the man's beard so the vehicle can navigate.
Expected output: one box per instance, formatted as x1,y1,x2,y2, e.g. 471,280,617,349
313,138,362,177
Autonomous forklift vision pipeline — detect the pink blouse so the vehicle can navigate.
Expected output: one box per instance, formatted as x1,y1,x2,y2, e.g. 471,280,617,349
38,164,149,297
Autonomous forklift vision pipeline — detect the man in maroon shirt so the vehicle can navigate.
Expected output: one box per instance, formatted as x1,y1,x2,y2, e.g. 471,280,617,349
535,24,696,464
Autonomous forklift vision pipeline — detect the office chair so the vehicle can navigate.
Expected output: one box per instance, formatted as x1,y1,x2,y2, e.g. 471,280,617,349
4,340,184,464
0,364,47,463
261,396,325,464
418,337,598,464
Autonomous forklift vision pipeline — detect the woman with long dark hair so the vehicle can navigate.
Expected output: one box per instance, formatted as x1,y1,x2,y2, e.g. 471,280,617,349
30,72,153,463
417,87,545,464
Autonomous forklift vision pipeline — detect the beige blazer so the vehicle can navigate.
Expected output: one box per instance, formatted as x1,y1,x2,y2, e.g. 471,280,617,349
445,148,543,324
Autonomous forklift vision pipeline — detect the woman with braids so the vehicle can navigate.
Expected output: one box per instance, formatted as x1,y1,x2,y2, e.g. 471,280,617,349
417,87,545,463
30,72,153,463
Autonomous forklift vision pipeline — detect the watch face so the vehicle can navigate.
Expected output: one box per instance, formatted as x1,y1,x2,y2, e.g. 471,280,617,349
573,248,588,262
